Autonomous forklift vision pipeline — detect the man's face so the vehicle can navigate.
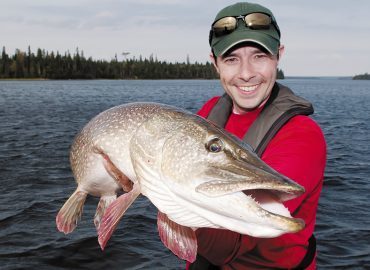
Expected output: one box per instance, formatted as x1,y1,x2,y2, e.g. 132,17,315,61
211,44,284,114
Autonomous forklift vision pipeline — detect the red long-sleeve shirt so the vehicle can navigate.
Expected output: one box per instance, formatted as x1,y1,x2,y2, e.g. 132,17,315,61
187,96,326,269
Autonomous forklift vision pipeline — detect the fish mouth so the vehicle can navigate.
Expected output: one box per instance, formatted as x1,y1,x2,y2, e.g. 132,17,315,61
242,189,305,233
200,182,305,233
196,164,306,233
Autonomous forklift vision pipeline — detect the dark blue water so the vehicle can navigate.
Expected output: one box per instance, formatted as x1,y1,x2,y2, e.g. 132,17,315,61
0,79,369,269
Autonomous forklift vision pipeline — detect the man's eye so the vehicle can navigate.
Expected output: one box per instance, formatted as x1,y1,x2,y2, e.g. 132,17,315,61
254,54,267,59
224,57,238,63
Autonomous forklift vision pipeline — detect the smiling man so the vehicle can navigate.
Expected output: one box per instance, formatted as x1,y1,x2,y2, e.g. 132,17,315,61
212,43,283,114
187,2,326,269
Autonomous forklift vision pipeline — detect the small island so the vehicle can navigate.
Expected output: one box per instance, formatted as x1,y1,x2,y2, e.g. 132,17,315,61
353,73,370,80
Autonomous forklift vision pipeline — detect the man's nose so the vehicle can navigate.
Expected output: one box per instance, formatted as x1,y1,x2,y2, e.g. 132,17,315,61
237,59,254,80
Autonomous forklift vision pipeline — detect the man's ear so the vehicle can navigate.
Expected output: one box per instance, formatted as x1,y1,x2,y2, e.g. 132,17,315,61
210,52,220,74
277,45,285,61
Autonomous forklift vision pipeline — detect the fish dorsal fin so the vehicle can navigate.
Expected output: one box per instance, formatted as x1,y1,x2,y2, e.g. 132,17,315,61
98,184,141,250
157,211,197,263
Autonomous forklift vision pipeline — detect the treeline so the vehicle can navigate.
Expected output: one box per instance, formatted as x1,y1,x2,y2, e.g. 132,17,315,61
353,73,370,80
277,69,284,80
0,46,284,80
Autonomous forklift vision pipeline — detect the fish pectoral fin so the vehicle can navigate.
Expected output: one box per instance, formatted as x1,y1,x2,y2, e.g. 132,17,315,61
157,211,197,263
98,184,140,250
94,146,134,192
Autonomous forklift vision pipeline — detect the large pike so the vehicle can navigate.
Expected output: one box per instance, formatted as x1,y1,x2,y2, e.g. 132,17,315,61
56,102,305,262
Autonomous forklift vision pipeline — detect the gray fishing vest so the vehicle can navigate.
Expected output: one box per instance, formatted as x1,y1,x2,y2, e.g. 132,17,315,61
207,83,314,157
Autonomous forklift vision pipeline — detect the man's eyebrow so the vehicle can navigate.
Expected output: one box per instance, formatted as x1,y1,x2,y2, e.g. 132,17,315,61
221,52,238,59
250,48,268,54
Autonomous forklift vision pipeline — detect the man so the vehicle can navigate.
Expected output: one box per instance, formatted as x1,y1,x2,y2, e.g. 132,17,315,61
187,2,326,269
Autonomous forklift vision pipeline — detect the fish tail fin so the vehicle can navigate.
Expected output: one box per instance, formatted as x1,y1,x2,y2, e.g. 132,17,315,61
56,189,87,234
94,195,117,232
157,211,198,262
98,185,140,250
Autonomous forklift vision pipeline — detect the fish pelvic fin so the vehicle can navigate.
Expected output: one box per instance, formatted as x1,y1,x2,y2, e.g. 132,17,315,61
94,195,117,232
56,189,87,234
98,184,141,250
157,211,197,263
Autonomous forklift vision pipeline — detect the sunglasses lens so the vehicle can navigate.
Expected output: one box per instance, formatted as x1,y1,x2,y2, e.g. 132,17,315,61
244,13,271,29
213,17,237,36
211,13,272,41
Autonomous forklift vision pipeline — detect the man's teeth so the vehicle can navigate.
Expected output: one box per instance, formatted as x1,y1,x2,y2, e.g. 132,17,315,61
239,85,258,92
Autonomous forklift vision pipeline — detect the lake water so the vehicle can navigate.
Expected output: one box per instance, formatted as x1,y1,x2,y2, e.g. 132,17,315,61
0,79,369,269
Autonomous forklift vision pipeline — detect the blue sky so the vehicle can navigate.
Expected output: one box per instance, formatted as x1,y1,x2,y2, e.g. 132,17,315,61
1,0,369,76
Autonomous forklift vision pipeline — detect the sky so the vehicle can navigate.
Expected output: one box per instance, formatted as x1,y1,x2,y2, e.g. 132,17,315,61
1,0,370,77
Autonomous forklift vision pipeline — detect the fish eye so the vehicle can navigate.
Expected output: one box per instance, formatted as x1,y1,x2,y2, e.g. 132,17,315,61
206,138,224,153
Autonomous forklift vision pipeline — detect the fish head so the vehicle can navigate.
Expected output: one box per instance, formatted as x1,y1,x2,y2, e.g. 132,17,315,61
159,112,305,235
161,114,304,198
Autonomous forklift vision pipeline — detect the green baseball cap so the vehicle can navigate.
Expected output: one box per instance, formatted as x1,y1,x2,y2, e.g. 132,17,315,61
209,2,281,57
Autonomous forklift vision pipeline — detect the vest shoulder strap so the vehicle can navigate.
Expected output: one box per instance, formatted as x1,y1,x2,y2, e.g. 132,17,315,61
206,93,233,128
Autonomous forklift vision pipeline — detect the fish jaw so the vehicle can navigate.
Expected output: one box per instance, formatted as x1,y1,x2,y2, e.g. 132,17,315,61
187,153,305,236
158,177,304,238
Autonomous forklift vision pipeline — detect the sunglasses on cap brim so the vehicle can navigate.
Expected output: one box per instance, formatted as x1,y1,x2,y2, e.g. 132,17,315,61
209,12,279,45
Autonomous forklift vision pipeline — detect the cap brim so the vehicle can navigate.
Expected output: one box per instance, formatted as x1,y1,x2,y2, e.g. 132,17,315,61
212,29,279,57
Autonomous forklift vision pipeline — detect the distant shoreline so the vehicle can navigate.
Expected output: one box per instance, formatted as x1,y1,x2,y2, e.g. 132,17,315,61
0,78,49,81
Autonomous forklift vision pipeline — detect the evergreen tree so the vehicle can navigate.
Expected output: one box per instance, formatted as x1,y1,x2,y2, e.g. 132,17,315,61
1,46,10,78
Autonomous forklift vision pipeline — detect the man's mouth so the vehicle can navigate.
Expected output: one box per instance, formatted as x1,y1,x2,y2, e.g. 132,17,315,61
238,84,260,93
